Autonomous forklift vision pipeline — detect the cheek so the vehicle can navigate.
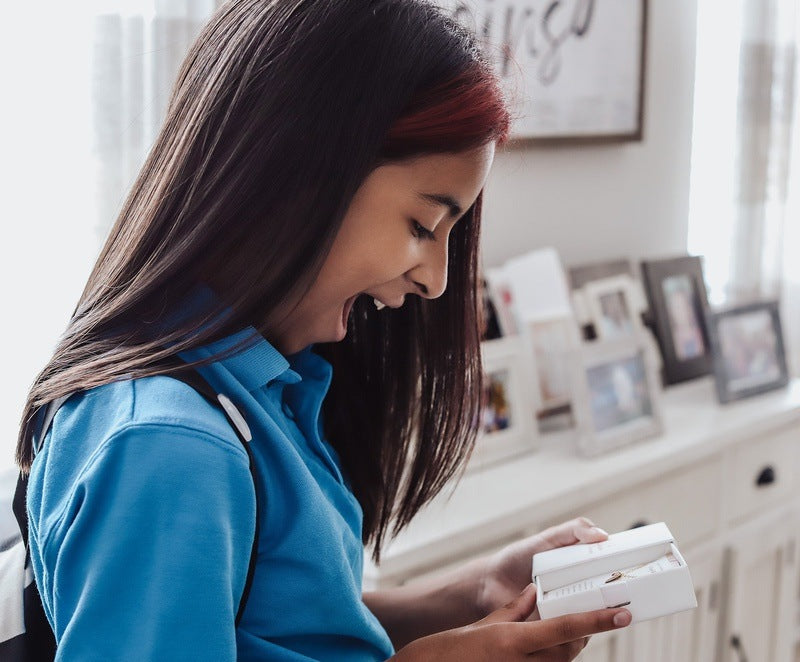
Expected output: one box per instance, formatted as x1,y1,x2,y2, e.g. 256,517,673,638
323,215,419,290
353,230,418,277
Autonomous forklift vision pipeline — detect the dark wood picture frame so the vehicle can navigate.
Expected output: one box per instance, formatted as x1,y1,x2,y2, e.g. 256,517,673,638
640,256,712,385
707,300,789,404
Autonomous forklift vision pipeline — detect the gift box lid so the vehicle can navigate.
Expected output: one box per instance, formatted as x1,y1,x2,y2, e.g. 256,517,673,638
532,522,675,593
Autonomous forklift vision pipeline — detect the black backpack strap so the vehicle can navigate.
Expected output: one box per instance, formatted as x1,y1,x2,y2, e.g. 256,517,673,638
13,395,73,546
18,365,260,635
165,366,259,626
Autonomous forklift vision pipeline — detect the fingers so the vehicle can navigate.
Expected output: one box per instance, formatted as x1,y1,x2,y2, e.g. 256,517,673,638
481,583,538,625
514,607,631,652
536,517,608,551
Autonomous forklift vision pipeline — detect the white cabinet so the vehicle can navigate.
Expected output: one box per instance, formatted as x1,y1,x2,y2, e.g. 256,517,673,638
577,546,723,662
723,514,800,662
366,379,800,661
580,631,621,662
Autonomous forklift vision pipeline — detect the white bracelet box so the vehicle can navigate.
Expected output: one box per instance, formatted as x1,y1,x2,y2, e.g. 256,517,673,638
531,522,697,623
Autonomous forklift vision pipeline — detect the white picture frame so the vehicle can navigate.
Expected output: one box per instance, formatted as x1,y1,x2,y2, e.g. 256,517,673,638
470,337,538,470
570,337,663,457
577,274,663,375
583,274,645,340
523,314,581,417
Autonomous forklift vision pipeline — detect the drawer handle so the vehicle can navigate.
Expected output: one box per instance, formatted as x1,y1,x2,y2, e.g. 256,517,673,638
730,634,750,662
629,520,649,529
755,465,776,488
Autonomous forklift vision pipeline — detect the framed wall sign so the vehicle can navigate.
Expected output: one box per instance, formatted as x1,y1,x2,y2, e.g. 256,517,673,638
442,0,647,143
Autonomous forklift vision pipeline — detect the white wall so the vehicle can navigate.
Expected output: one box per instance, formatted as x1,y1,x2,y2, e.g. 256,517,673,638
1,7,98,473
480,0,699,272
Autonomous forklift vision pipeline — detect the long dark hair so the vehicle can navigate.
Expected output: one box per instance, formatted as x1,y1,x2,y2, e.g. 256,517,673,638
17,0,510,560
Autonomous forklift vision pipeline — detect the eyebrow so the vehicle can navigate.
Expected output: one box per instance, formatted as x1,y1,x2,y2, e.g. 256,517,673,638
417,192,463,219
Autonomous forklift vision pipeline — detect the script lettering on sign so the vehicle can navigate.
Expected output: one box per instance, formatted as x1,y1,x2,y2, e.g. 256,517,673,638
440,0,645,141
451,0,595,86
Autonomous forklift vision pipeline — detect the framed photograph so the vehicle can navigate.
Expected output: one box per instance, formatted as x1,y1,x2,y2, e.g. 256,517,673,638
568,261,649,342
571,338,663,456
471,337,538,469
641,256,712,385
443,0,647,143
707,300,790,404
584,274,643,340
524,314,582,433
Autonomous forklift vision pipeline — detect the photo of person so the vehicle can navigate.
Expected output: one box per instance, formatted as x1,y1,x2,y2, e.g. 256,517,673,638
662,275,707,361
719,310,782,392
597,291,635,338
586,355,653,433
481,370,512,434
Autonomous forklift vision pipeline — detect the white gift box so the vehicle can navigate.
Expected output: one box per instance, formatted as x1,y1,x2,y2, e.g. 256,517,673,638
532,522,697,623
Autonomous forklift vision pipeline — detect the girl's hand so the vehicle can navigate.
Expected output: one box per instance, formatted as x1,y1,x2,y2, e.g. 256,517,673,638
391,582,631,661
478,517,609,615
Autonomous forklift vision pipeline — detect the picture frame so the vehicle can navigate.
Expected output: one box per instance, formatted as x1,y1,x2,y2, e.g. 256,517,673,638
570,337,663,457
443,0,648,143
470,337,538,470
583,274,644,341
523,314,582,434
641,256,713,385
707,300,790,404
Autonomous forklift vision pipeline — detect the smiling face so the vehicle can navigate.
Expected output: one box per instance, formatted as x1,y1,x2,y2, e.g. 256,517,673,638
268,143,495,355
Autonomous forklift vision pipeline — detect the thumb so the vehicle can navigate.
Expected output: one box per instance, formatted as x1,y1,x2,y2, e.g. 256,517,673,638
481,583,538,625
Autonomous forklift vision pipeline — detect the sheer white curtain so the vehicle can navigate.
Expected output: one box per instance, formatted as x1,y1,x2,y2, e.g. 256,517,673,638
0,1,220,470
91,0,221,240
688,0,800,375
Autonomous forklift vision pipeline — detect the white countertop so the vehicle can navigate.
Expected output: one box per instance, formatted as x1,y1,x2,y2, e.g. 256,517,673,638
366,377,800,581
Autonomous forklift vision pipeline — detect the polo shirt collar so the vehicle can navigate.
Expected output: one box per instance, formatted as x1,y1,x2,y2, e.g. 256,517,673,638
200,327,301,392
173,284,303,392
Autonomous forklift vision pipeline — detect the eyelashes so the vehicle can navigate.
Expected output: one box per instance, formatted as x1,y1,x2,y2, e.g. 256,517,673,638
412,219,436,241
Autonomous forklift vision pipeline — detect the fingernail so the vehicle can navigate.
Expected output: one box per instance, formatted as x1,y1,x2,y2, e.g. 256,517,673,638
591,527,609,537
613,610,632,627
524,582,537,594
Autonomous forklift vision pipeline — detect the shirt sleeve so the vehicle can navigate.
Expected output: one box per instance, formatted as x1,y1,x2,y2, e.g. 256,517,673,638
38,422,255,662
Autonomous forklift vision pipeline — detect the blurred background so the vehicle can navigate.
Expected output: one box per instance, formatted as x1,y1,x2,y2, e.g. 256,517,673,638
0,0,798,464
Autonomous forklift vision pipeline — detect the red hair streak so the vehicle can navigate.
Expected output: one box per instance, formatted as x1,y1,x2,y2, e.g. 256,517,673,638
383,64,511,156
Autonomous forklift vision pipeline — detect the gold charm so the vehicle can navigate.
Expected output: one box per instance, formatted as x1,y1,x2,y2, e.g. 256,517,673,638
605,571,623,584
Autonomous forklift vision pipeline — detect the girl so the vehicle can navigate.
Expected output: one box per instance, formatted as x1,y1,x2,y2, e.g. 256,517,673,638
17,1,632,659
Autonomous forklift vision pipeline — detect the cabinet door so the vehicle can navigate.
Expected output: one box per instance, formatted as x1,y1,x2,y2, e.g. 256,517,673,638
724,517,800,662
579,631,620,662
576,547,723,662
613,548,722,662
667,547,723,662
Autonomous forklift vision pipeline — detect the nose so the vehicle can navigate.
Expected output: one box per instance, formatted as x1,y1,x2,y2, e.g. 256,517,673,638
409,240,449,300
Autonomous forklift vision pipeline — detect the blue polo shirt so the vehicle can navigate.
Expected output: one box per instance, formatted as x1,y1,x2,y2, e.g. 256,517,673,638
27,322,395,660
